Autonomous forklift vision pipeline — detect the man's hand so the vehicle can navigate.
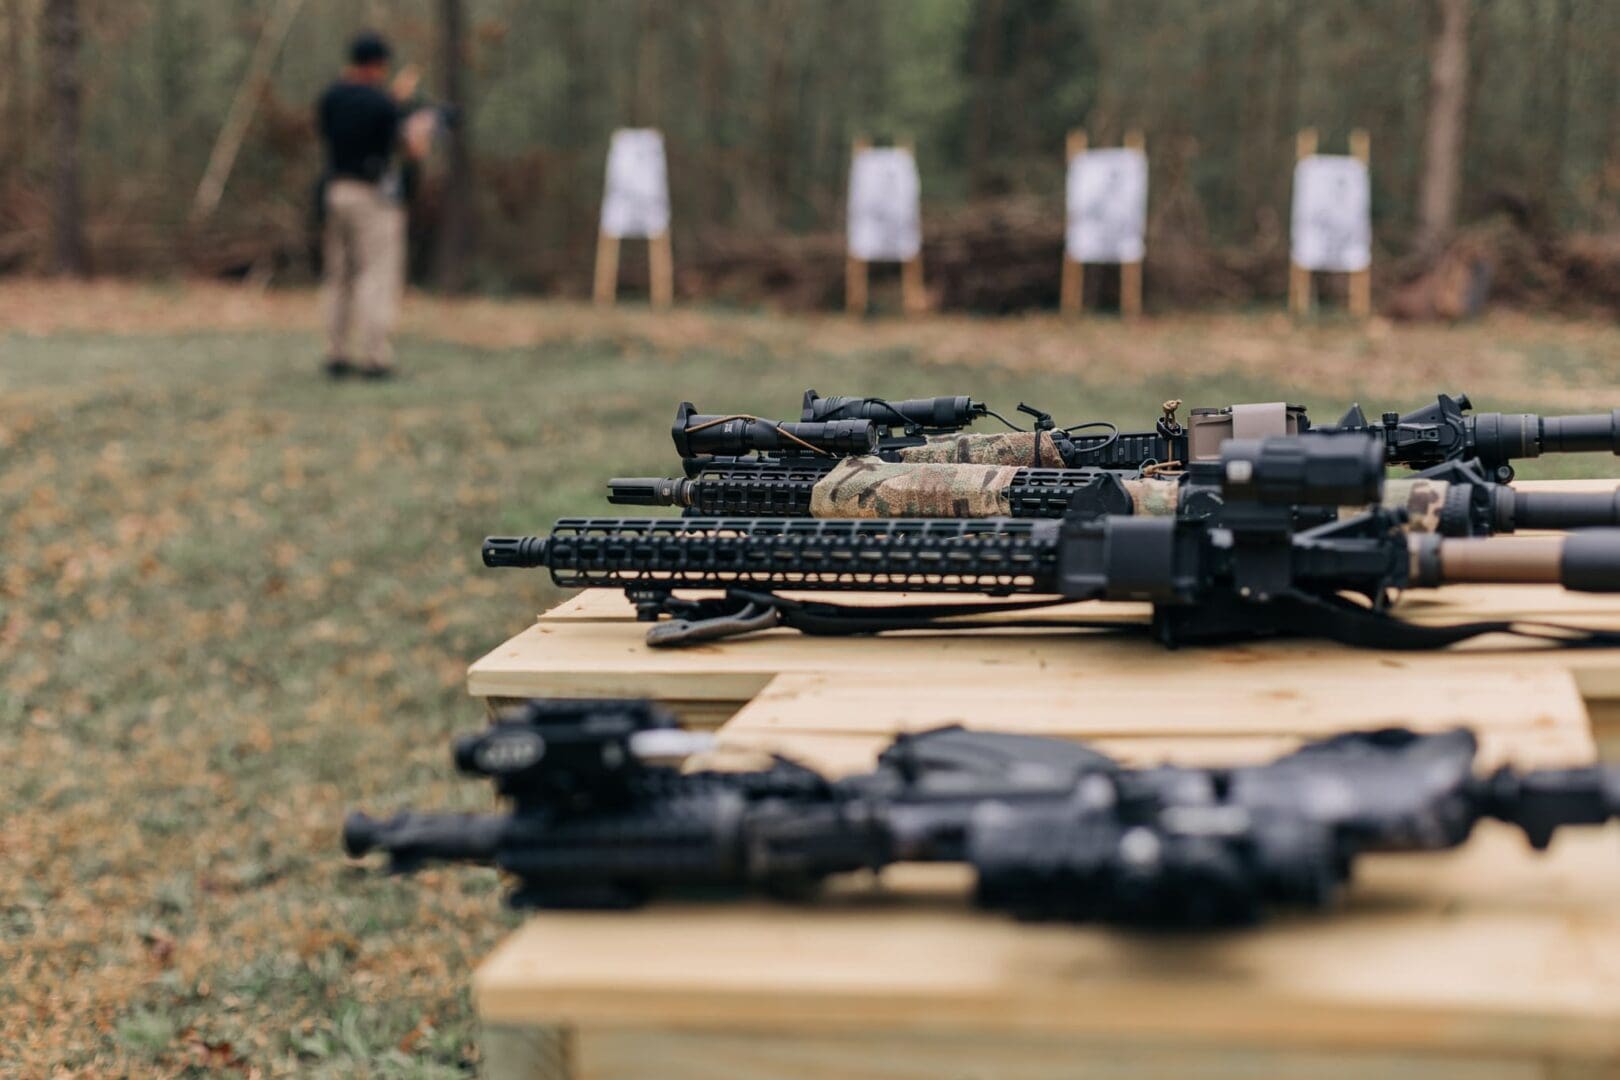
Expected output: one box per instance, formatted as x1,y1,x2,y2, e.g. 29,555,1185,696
391,64,422,103
402,110,436,162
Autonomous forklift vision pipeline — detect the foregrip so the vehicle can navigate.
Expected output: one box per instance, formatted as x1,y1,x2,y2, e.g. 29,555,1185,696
492,517,1063,592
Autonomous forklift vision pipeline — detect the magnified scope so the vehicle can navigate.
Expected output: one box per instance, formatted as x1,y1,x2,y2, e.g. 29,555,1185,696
672,402,880,458
800,389,987,432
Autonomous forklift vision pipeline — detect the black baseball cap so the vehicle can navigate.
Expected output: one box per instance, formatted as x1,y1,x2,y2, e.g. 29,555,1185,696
349,32,392,66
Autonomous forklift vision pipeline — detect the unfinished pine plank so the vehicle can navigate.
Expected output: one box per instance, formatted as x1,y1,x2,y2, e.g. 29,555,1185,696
703,726,1585,781
573,1028,1550,1080
468,601,1620,722
711,670,1595,765
474,824,1620,1061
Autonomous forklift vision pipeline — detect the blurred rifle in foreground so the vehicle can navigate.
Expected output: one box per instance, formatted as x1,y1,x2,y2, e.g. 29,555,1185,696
490,436,1620,650
345,698,1620,928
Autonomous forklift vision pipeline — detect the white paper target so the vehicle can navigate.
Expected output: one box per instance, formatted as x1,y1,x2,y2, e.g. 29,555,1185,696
847,147,921,262
600,128,670,239
1290,155,1371,273
1065,148,1148,264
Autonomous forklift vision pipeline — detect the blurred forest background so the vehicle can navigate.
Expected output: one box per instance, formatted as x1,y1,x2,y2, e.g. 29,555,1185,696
5,0,1620,312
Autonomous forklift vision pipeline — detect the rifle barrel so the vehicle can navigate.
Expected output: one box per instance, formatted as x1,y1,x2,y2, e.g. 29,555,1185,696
342,811,506,864
1500,488,1620,531
1415,531,1620,590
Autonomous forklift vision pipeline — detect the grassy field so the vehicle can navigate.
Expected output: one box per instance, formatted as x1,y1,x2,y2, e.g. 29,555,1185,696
4,282,1620,1076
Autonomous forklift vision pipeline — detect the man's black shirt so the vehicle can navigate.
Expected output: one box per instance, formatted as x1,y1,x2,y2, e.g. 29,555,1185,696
317,81,401,182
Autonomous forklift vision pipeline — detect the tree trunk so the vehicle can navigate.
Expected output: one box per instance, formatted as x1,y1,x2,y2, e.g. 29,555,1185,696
631,0,664,127
966,0,1004,196
44,0,85,276
699,1,731,225
1543,0,1573,219
1416,0,1470,256
434,0,474,292
3,0,27,180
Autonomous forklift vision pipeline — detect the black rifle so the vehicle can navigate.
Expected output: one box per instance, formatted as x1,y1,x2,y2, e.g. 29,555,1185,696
606,454,1620,537
487,435,1620,649
690,391,1620,480
676,397,1271,472
344,698,1620,928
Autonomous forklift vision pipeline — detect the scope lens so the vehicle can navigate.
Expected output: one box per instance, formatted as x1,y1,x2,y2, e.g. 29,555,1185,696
1220,435,1384,507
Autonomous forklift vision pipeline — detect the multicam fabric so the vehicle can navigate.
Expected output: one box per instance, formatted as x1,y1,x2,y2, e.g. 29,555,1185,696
1336,478,1451,533
1383,478,1449,534
809,458,1018,517
1121,478,1180,517
895,431,1063,467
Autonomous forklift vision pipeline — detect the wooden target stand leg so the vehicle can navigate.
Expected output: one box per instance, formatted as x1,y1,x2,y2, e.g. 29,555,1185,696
1289,127,1371,319
846,137,926,317
593,230,674,309
1346,128,1372,318
1062,128,1144,320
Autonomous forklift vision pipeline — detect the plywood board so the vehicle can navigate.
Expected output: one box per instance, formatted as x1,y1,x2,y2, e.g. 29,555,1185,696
475,825,1620,1060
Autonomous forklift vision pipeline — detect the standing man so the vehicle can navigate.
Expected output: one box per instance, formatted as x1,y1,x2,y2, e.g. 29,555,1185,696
316,32,427,379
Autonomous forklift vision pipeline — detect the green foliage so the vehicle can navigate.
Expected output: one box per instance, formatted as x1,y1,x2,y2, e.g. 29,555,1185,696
5,0,1620,282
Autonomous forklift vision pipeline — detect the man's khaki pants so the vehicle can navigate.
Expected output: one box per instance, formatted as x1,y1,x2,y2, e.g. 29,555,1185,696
323,179,405,371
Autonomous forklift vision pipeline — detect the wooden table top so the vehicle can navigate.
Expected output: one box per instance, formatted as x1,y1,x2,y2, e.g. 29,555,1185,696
469,478,1620,1060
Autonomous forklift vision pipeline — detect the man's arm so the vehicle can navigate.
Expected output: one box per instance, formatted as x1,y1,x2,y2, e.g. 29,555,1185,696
390,65,421,103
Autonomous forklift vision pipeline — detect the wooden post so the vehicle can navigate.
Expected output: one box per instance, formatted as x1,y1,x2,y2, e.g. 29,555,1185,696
1120,128,1145,320
846,137,871,315
900,256,926,315
1347,127,1372,319
1288,127,1319,317
592,231,620,306
1060,129,1087,316
649,230,674,309
898,138,926,316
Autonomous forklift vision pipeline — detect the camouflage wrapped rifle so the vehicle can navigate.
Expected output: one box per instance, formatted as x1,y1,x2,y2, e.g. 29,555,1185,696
344,697,1620,928
608,452,1620,537
490,435,1620,650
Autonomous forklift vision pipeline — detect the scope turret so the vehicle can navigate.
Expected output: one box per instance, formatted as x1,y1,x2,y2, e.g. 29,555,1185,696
673,402,879,459
800,389,987,432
